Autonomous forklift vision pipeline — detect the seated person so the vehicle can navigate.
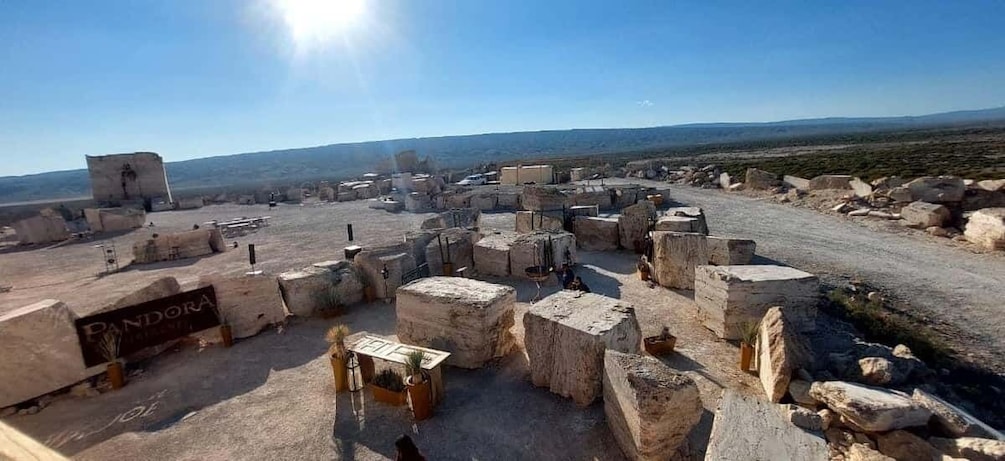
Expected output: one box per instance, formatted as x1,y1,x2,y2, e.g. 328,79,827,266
568,276,591,293
554,263,575,288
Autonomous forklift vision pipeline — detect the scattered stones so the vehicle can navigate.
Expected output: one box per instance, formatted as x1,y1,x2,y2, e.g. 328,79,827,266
912,389,1005,440
875,430,937,461
705,390,829,460
809,175,853,191
929,437,1005,461
603,350,702,461
901,201,951,228
651,231,709,290
694,265,819,340
964,208,1005,251
17,406,40,416
779,403,823,431
905,176,966,203
758,307,813,402
850,177,874,198
396,277,515,369
524,291,641,405
858,357,895,385
808,381,931,432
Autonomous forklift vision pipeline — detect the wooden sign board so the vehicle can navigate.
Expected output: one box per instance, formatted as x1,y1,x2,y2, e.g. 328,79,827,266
75,285,221,367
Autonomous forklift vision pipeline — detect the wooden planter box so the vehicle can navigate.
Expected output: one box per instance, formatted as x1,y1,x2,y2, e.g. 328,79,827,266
369,384,408,406
644,335,676,356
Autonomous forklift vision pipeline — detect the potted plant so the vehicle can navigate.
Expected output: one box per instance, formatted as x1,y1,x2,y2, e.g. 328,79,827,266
326,324,351,392
644,326,677,356
637,256,651,281
739,321,759,372
317,286,344,318
404,351,432,420
370,369,407,406
97,331,126,390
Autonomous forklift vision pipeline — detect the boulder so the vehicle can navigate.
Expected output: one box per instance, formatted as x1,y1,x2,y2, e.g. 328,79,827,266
912,389,1004,440
424,228,478,276
789,379,819,407
98,277,182,313
515,211,564,233
847,443,895,461
850,178,874,198
473,231,518,277
858,357,896,385
509,231,576,279
964,208,1005,251
784,175,811,191
808,381,931,432
875,430,937,461
809,175,853,191
352,244,417,298
523,291,641,405
905,176,966,203
976,179,1005,192
694,265,819,340
619,202,656,251
573,216,620,251
706,236,756,265
312,260,364,305
929,437,1005,461
719,172,732,188
277,266,337,317
778,403,823,431
651,231,709,290
12,215,70,244
746,168,780,190
603,350,702,461
901,201,951,228
664,206,709,235
704,390,829,461
395,277,515,368
198,274,288,339
758,307,813,403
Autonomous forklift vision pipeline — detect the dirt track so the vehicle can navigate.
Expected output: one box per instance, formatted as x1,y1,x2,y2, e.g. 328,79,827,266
610,179,1005,374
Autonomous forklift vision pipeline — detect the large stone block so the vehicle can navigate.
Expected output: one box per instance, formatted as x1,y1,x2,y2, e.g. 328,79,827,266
0,300,94,408
809,175,853,190
353,245,417,298
569,205,599,217
850,177,874,198
524,291,641,405
901,201,951,228
495,192,520,209
654,216,700,233
84,208,146,233
515,211,564,233
395,277,516,368
745,168,780,190
694,265,819,340
420,208,481,230
810,381,931,432
198,274,288,339
964,208,1005,251
424,228,478,276
664,206,709,235
652,231,709,290
312,260,364,306
704,390,828,461
473,231,518,277
757,307,813,403
784,175,811,191
13,215,69,244
618,201,655,252
277,266,337,317
912,389,1004,440
706,236,756,265
509,231,576,279
574,216,620,251
521,186,570,211
469,194,497,211
603,350,702,461
906,176,965,203
131,228,224,264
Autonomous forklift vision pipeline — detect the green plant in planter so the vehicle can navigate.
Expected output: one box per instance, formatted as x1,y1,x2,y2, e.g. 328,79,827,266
405,351,426,383
739,321,760,346
317,286,343,317
325,324,350,359
97,330,121,363
372,369,405,392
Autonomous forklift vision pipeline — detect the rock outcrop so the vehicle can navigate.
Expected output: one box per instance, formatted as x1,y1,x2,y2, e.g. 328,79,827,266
808,381,931,432
524,291,641,405
603,350,702,461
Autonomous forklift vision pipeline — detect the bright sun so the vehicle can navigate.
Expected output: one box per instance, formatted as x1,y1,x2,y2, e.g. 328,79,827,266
272,0,366,48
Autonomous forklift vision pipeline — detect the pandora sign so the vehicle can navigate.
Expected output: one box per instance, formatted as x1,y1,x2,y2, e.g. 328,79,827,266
75,286,221,367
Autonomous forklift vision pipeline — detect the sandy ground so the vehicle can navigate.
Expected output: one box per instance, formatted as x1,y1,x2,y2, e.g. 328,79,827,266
2,249,759,461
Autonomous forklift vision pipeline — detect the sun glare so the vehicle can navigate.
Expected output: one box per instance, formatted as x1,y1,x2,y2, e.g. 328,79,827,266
272,0,366,49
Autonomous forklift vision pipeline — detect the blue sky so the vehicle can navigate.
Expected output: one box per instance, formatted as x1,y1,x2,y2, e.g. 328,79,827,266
1,0,1004,176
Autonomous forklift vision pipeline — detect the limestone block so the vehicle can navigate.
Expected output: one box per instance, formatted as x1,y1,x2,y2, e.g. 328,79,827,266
964,208,1005,251
617,201,655,251
524,291,641,405
603,350,702,461
912,389,1004,440
706,236,756,265
198,274,288,339
424,228,478,276
509,231,576,278
784,175,811,191
515,211,564,233
337,191,355,202
13,215,69,244
420,208,481,230
446,192,471,208
888,186,913,203
0,300,96,408
495,192,520,209
778,403,823,431
570,188,611,208
654,216,700,233
521,186,570,211
977,179,1005,192
403,230,439,266
652,231,709,290
694,265,819,340
809,175,853,190
395,277,516,368
901,201,951,228
404,193,431,212
704,390,829,461
177,197,204,209
277,266,337,317
719,172,732,188
574,216,619,251
98,277,182,314
929,437,1005,461
757,307,813,403
473,231,518,277
664,206,709,235
808,381,931,432
569,205,599,217
745,168,780,190
470,194,497,211
353,245,417,298
906,176,965,203
875,430,937,461
850,177,874,198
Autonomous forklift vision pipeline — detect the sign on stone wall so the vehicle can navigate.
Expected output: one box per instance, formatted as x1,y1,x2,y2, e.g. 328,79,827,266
75,286,220,367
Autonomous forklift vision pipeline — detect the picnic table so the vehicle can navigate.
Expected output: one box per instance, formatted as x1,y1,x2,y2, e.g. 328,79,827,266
348,335,451,404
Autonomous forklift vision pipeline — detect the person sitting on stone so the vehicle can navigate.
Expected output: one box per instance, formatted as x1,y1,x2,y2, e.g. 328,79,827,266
569,276,591,293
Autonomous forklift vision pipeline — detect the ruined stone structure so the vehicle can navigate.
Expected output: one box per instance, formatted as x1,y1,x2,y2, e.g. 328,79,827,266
86,152,172,206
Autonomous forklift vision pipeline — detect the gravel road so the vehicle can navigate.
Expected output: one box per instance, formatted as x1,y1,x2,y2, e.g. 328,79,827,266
605,179,1005,374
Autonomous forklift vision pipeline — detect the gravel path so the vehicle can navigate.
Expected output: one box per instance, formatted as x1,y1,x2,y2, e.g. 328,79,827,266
613,180,1005,374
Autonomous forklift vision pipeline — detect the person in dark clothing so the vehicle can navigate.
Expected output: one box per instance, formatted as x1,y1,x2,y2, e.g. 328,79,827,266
569,276,591,293
395,435,426,461
554,263,575,289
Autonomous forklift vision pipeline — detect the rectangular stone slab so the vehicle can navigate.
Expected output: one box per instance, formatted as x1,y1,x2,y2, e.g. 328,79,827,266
694,265,819,339
652,231,709,290
706,236,756,265
473,231,518,277
574,216,620,251
396,277,516,368
523,291,641,405
704,390,828,460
